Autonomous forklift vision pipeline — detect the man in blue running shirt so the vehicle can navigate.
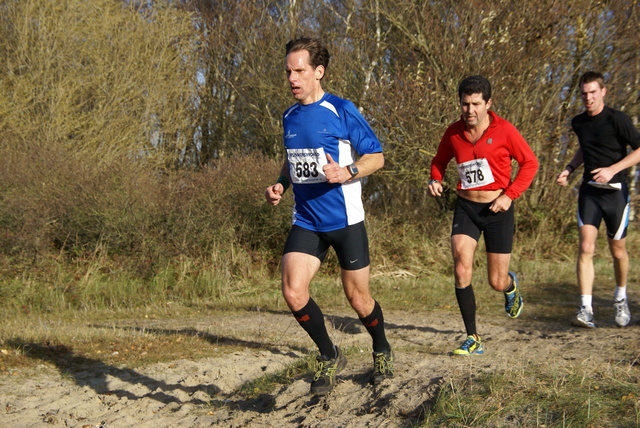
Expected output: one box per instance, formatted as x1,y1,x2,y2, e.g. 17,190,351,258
265,37,393,395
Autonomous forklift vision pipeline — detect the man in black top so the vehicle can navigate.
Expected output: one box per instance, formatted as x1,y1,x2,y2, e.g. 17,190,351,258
557,71,640,328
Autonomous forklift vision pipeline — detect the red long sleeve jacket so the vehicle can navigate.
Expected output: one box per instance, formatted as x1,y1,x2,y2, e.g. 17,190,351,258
430,111,538,200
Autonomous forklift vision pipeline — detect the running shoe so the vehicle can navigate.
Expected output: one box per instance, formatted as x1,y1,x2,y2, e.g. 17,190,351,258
371,349,394,385
504,272,523,318
572,306,595,328
310,346,347,395
452,335,484,356
614,298,631,327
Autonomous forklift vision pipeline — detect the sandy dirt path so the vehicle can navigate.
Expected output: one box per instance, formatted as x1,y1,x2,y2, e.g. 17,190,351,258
1,308,638,427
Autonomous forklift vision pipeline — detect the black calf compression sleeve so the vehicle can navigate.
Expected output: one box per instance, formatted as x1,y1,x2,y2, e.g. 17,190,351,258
359,300,391,353
455,285,477,336
292,298,335,358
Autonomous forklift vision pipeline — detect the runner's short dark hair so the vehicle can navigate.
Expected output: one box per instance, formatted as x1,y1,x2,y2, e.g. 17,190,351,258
458,75,492,102
579,71,605,89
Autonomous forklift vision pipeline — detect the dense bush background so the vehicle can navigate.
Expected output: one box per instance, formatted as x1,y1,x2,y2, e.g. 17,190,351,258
0,0,638,283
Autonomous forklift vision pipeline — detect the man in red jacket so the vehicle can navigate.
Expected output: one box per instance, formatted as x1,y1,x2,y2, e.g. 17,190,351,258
429,75,539,356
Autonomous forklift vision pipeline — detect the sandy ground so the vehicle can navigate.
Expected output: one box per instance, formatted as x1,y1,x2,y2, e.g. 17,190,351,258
1,306,639,427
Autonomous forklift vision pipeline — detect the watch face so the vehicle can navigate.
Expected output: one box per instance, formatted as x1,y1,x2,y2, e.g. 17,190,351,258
349,164,359,176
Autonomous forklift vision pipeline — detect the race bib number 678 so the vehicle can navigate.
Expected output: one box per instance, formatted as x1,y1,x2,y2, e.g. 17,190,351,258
286,147,328,184
457,158,495,189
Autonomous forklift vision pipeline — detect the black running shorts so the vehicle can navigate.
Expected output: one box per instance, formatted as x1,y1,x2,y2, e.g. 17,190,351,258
578,181,630,240
283,222,370,270
451,196,514,254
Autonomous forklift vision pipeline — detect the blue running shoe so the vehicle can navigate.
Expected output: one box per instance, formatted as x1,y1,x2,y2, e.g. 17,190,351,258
453,335,484,356
505,272,523,318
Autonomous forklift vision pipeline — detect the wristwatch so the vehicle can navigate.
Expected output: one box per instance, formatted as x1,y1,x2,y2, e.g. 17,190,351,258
347,164,359,179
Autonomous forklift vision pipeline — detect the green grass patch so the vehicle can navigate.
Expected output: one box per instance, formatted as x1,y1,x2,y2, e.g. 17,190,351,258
423,362,640,427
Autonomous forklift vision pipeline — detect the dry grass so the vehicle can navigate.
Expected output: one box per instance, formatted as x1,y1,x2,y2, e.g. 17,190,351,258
1,254,639,427
1,246,638,372
0,310,234,374
425,355,640,427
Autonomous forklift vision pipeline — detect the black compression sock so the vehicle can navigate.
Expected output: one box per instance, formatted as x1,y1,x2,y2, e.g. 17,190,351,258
359,300,391,353
455,285,477,336
292,298,335,358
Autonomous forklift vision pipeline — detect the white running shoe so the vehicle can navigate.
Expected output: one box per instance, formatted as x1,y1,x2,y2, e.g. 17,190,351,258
613,298,631,327
572,306,595,328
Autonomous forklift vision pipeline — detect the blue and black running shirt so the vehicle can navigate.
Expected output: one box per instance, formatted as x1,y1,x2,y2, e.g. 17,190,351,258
282,93,382,232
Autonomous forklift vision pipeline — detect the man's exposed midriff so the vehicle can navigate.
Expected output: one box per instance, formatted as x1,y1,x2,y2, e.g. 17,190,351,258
457,188,504,203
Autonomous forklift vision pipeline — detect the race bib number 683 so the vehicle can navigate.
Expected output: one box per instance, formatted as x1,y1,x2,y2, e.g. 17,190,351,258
286,147,328,184
457,158,495,189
